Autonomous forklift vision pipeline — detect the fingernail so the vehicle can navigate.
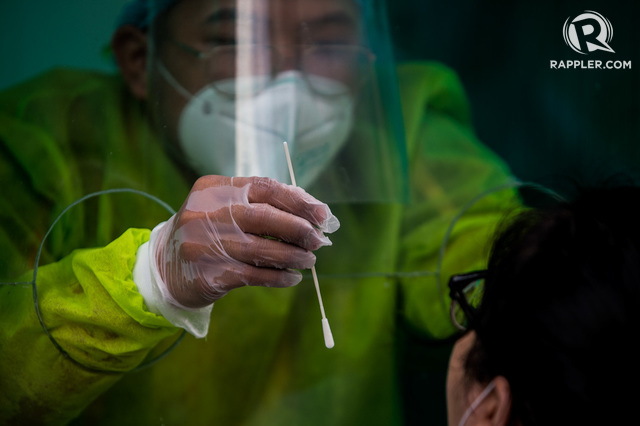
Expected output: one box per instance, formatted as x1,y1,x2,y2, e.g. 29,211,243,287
281,250,316,270
319,212,340,233
297,251,316,269
282,270,303,287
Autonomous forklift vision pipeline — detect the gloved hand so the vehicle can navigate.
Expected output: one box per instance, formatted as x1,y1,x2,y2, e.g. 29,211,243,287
150,175,339,309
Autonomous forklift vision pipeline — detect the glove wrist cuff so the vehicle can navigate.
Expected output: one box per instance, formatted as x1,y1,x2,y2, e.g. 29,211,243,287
133,219,213,338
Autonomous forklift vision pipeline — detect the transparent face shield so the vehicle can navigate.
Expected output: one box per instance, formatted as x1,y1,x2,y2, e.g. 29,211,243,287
147,0,409,204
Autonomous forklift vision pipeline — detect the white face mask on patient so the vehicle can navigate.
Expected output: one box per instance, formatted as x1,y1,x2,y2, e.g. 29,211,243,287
159,64,354,187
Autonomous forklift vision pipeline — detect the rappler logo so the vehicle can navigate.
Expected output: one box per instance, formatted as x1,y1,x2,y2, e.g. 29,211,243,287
563,10,614,54
551,10,630,69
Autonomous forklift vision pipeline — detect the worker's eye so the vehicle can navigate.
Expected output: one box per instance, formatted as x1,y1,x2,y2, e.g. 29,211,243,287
204,36,237,47
201,24,239,47
302,18,360,46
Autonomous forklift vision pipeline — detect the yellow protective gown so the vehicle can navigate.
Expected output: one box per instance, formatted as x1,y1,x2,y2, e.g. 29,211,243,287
0,62,518,425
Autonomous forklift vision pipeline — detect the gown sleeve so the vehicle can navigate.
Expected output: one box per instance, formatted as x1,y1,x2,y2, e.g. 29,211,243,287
396,62,522,339
0,71,181,424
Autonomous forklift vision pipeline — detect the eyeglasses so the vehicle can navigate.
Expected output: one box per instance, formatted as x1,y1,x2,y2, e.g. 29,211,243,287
448,270,486,331
169,38,375,97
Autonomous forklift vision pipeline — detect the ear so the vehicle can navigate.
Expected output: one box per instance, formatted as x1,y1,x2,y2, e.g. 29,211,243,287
475,377,512,426
111,25,149,99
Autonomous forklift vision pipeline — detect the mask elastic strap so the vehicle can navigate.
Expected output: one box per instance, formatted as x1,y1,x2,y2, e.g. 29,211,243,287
156,61,194,101
458,379,497,426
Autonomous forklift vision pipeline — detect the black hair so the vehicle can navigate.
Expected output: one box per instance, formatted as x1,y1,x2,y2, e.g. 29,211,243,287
464,186,640,425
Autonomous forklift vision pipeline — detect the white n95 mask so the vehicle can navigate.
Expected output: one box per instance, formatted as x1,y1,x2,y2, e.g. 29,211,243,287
161,65,354,187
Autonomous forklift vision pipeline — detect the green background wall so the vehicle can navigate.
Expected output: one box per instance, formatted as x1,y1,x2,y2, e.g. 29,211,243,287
388,1,640,198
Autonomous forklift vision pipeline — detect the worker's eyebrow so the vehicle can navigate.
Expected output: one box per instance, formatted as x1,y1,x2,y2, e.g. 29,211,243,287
304,11,358,29
204,8,358,27
204,7,238,24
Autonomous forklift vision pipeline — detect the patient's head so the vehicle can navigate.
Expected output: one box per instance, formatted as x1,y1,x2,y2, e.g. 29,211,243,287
447,186,640,425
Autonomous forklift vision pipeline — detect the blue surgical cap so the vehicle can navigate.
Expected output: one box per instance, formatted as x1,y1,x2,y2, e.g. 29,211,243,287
116,0,368,29
116,0,177,29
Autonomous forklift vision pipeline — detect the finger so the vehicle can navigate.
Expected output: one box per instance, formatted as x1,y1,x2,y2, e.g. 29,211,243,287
231,176,340,233
176,205,330,251
176,236,314,276
221,233,316,269
191,175,340,232
220,264,304,289
163,241,305,307
231,203,331,250
196,265,303,305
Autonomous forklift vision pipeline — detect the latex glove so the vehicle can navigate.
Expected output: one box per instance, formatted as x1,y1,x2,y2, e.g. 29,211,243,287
151,175,339,309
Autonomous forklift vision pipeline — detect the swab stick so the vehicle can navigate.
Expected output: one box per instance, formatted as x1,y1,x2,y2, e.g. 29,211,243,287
283,141,335,349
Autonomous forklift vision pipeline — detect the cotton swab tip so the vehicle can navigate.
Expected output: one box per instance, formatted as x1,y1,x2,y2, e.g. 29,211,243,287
322,317,335,349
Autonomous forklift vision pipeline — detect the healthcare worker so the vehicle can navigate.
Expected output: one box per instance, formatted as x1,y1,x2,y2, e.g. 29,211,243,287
0,0,519,424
